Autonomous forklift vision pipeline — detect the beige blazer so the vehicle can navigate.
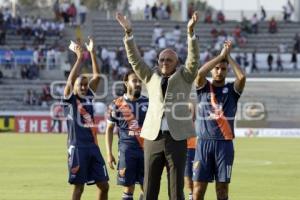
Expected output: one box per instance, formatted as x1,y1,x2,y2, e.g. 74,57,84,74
124,35,199,141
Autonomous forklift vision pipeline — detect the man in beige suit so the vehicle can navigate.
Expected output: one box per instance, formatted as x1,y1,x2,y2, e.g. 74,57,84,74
116,12,199,200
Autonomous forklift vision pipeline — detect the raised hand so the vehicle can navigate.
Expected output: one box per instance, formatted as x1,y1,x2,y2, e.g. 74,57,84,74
85,36,95,52
220,40,232,59
116,12,132,33
187,11,199,34
225,40,233,58
74,43,83,59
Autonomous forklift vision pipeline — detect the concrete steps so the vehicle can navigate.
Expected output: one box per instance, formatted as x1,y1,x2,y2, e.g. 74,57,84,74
92,19,300,53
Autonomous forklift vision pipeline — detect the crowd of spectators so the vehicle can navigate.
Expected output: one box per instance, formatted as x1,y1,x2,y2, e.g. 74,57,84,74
204,9,225,24
0,8,65,46
282,0,294,22
0,1,71,81
230,49,298,73
95,45,131,80
22,82,66,109
100,2,300,80
2,0,300,87
144,2,172,20
23,84,52,107
1,43,65,80
93,20,187,81
1,0,300,112
53,0,88,25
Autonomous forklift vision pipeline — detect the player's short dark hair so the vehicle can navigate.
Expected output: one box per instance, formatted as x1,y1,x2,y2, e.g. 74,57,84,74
123,69,136,82
122,69,136,93
220,58,229,64
213,50,229,64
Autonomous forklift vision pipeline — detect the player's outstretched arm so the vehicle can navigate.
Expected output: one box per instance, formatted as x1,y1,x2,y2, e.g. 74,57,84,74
105,122,116,169
183,11,200,83
195,40,231,88
227,54,246,94
85,36,101,93
116,12,153,83
64,44,83,98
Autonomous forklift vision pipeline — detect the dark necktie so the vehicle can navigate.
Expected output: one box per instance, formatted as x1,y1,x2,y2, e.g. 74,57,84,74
161,76,169,98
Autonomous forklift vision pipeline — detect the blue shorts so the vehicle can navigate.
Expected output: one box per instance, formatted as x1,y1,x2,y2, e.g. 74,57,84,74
117,145,144,186
193,139,234,183
68,145,109,185
184,148,195,178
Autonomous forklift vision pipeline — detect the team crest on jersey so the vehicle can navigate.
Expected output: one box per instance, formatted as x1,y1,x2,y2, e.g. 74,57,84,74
141,105,147,112
222,87,229,94
128,119,141,136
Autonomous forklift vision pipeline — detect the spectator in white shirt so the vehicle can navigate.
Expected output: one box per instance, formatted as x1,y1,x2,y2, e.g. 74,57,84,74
78,2,88,25
152,23,163,45
144,4,151,20
157,32,167,49
172,24,181,43
251,13,259,34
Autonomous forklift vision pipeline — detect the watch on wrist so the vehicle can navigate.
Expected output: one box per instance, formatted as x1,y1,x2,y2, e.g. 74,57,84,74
125,29,132,34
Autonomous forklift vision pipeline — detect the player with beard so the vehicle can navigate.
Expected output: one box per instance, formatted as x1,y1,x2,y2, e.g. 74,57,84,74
105,70,148,200
192,40,246,200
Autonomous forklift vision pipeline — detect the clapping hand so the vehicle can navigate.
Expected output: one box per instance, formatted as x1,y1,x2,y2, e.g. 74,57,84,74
74,43,83,59
85,36,95,52
220,40,232,59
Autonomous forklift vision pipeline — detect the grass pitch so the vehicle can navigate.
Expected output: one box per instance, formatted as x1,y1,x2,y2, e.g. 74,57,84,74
0,133,300,200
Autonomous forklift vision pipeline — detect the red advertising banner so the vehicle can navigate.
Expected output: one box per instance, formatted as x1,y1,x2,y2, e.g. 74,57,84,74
15,115,53,133
7,114,106,133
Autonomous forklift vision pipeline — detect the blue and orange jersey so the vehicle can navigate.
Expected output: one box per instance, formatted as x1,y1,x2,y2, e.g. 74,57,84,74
107,95,148,149
195,81,241,140
64,89,98,147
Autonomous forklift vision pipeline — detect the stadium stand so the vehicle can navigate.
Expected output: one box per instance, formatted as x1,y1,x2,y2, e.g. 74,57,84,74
1,12,300,128
237,79,300,128
92,20,300,53
0,34,62,50
0,78,53,110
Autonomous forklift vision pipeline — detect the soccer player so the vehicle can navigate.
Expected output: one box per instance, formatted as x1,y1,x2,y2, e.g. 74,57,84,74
105,70,148,200
192,40,246,200
105,69,148,200
64,37,109,200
